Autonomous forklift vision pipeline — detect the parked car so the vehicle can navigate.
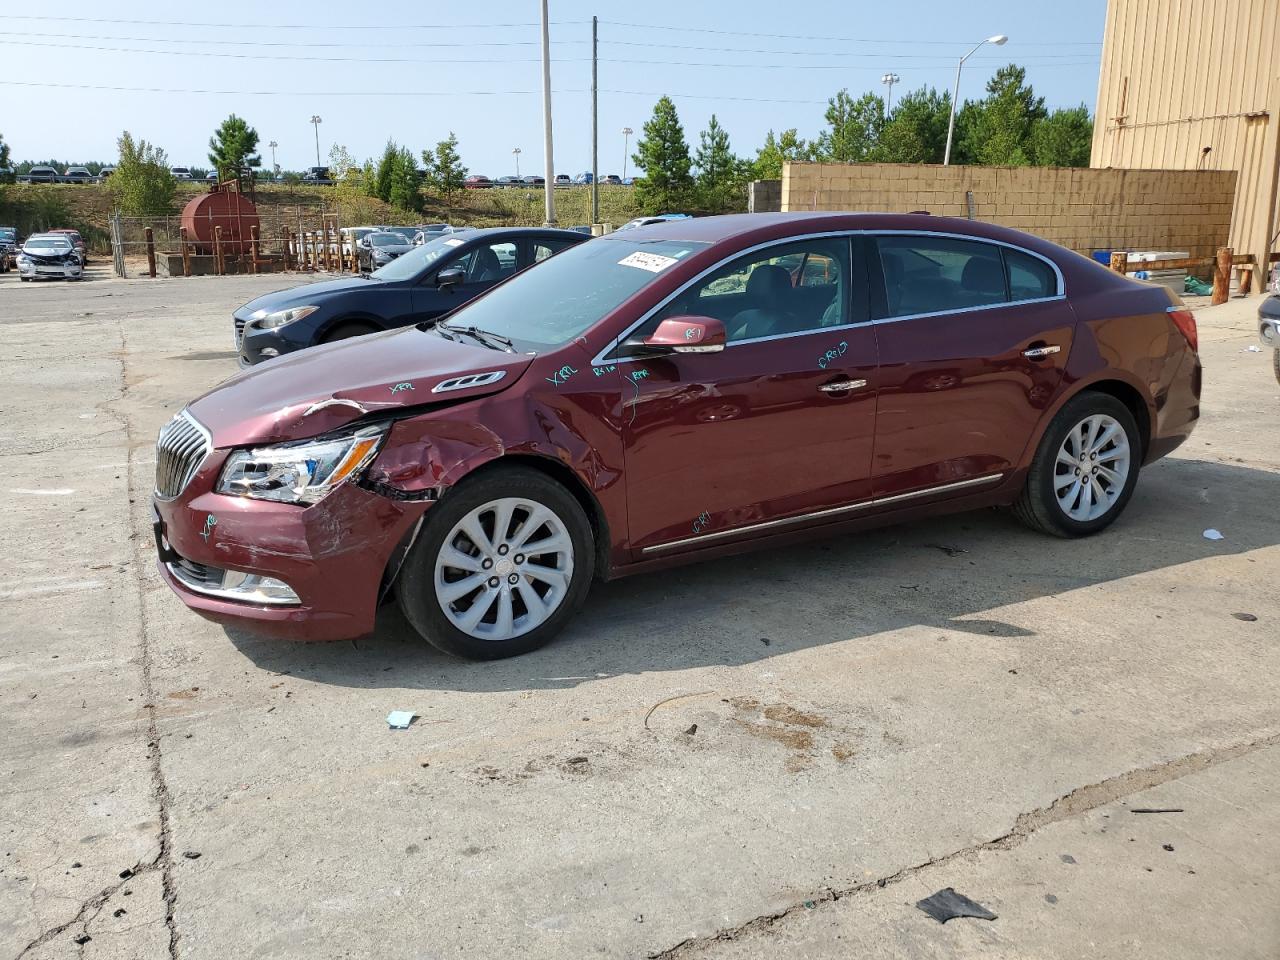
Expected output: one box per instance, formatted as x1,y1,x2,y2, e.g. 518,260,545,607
0,245,10,273
377,226,422,245
0,166,15,183
617,213,693,231
0,226,18,256
15,233,83,280
522,175,545,186
98,167,115,181
601,174,622,186
411,223,453,245
206,171,220,182
554,174,572,187
356,231,415,273
64,166,93,183
1257,295,1280,384
232,226,585,365
573,172,594,185
23,166,59,184
46,228,87,264
302,167,333,185
171,167,193,180
464,175,493,189
494,175,521,187
155,212,1199,660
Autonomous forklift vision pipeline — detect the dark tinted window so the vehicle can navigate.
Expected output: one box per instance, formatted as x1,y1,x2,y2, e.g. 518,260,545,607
1006,248,1057,300
532,239,576,263
876,236,1007,318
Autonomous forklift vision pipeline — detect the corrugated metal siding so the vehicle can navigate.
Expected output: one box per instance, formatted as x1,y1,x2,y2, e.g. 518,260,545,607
1092,0,1280,258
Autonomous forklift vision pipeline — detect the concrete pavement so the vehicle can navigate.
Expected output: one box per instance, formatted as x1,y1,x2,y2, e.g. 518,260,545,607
1,273,1277,959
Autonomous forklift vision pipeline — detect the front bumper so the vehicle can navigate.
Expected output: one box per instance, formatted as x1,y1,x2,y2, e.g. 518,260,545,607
234,308,314,367
18,259,82,279
1259,313,1280,350
153,459,430,641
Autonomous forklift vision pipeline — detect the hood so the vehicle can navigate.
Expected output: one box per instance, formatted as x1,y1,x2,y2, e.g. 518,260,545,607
187,326,532,447
239,276,387,315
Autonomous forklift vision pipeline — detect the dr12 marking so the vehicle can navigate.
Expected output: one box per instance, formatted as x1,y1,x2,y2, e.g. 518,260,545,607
817,341,849,370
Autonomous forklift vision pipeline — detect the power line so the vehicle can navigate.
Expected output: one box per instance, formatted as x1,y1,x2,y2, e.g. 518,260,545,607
0,79,569,96
1,14,581,29
0,29,579,48
598,20,1102,46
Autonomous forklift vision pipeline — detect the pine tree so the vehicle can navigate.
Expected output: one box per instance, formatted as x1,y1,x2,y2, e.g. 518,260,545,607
868,87,951,164
633,96,693,213
1030,106,1093,167
373,141,397,202
422,133,467,198
956,64,1047,166
815,90,884,163
694,115,746,212
0,132,12,183
388,145,422,212
753,129,811,180
207,114,261,185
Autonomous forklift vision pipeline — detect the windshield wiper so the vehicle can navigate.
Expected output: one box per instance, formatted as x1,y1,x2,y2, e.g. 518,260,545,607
437,322,515,353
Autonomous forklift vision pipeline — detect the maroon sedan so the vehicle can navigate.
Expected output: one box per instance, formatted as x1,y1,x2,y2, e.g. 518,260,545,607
153,212,1200,659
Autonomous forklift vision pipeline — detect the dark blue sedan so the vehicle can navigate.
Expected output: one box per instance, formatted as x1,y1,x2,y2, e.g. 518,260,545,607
233,227,587,366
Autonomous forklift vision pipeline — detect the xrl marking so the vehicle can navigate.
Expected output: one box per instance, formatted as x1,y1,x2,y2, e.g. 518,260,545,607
390,382,415,395
547,364,579,386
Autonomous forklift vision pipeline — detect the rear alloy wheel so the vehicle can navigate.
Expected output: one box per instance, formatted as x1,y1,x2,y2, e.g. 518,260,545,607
1013,392,1141,537
398,468,594,659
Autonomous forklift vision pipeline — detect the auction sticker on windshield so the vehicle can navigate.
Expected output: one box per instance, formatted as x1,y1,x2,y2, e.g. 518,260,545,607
618,251,678,272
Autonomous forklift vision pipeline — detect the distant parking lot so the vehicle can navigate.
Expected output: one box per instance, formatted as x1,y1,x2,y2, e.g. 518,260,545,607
2,274,1278,959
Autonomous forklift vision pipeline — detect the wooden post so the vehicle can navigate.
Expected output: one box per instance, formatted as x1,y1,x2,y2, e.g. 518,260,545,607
312,230,321,271
180,227,191,277
144,227,156,278
323,224,333,272
1108,251,1127,274
250,224,260,274
1213,246,1232,305
214,226,224,276
351,232,360,274
282,228,293,271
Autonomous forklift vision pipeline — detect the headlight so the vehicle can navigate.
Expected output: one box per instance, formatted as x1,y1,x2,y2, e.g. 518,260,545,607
16,255,31,265
251,305,319,331
217,425,385,504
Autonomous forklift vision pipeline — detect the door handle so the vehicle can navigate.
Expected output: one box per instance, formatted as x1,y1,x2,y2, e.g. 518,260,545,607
819,378,867,394
1022,344,1062,359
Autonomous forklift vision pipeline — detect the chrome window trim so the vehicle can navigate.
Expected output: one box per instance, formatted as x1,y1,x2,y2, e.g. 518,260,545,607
592,229,1066,367
640,473,1005,555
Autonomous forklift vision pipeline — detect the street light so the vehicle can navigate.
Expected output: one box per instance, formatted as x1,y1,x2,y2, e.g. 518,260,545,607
513,146,521,178
943,34,1006,165
309,115,322,169
268,140,278,174
621,126,633,180
881,73,900,117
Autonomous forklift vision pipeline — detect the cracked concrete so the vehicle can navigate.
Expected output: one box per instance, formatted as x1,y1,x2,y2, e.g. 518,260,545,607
2,272,1278,959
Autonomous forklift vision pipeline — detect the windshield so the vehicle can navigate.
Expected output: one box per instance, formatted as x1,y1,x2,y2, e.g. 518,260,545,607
433,238,708,350
382,227,417,241
0,229,15,240
27,238,71,251
371,234,463,280
370,233,406,247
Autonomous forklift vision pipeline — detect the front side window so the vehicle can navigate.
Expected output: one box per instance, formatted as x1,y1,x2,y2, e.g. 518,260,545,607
876,236,1007,318
645,238,850,343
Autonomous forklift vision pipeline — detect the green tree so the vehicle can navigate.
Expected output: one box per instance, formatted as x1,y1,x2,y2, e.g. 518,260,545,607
422,132,467,198
328,143,357,181
207,114,261,185
109,131,176,216
388,145,422,212
956,64,1047,166
815,89,884,163
1031,105,1093,167
868,86,951,164
0,132,13,183
633,96,693,213
372,140,398,201
752,128,811,180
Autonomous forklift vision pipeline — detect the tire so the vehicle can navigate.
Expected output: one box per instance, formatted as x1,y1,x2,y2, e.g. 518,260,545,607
1013,391,1142,538
397,467,595,660
321,321,380,343
1273,348,1280,387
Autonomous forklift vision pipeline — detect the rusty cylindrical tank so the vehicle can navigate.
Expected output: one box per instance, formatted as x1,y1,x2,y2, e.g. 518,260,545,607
180,184,260,256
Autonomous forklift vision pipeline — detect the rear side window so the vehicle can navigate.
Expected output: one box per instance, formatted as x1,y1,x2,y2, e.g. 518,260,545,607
1006,249,1057,300
875,236,1007,318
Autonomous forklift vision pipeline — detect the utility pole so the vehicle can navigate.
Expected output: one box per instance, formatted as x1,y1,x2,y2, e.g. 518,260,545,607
591,15,599,224
513,146,521,178
268,140,279,175
309,116,322,169
539,0,557,225
881,73,899,117
622,126,633,180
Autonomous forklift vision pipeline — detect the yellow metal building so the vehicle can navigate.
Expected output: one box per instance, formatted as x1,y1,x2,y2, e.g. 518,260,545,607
1091,0,1280,288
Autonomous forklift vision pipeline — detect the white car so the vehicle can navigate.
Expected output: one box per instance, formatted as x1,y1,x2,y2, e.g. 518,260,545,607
16,234,84,281
171,167,193,180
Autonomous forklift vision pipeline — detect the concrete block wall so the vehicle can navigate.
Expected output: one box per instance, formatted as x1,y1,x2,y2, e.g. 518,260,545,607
781,162,1238,260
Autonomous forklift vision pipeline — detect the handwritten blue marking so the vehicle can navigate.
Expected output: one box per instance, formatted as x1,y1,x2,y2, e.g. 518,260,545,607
592,364,618,377
546,364,579,387
817,340,849,370
390,382,415,395
199,514,217,543
692,510,711,535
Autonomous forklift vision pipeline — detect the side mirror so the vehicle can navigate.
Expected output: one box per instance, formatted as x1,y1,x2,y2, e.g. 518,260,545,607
640,315,726,354
437,266,466,289
359,238,371,248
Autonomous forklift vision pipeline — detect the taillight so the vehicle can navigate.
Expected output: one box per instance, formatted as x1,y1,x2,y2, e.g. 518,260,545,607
1167,307,1198,352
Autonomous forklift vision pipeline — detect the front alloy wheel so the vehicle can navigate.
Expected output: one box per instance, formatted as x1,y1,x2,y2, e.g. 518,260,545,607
398,467,594,659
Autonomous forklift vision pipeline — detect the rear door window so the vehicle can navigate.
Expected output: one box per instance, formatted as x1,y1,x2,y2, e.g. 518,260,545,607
1006,248,1057,300
875,236,1008,318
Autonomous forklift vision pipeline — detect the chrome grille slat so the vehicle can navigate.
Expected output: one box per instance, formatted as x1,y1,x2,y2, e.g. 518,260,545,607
154,411,212,499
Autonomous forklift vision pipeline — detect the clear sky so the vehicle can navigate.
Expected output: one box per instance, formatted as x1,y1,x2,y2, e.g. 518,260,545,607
0,0,1107,174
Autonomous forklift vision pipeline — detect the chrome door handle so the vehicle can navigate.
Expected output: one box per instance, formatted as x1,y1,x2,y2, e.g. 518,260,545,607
1022,345,1062,359
819,379,867,393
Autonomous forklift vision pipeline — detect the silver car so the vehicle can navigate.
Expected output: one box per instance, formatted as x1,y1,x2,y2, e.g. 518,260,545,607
16,234,84,281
